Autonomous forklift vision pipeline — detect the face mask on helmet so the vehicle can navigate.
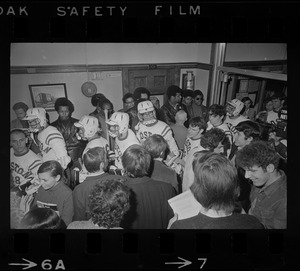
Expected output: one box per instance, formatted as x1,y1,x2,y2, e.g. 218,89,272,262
28,118,43,133
226,99,244,117
74,116,99,141
137,101,156,125
106,112,129,138
107,124,120,138
23,108,47,133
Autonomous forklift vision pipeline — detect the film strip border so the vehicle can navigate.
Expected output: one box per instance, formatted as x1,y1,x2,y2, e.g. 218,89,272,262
0,230,291,270
0,1,297,41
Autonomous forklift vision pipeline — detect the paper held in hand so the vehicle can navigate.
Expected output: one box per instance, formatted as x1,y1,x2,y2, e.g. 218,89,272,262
168,189,203,220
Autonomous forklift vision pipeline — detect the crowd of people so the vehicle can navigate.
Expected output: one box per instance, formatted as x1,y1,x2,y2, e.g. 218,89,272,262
10,85,287,229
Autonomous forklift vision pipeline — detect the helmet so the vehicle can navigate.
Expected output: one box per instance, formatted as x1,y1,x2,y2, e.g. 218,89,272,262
226,99,244,117
106,112,129,138
137,100,156,125
74,115,99,140
23,107,47,132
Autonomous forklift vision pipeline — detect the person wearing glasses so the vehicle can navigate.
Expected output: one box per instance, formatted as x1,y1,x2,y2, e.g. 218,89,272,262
190,90,209,122
119,93,135,112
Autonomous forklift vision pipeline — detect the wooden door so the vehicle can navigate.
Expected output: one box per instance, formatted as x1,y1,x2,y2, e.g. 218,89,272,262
128,68,177,95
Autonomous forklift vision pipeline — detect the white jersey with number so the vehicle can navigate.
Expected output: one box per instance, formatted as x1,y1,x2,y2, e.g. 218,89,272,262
10,148,42,188
183,137,201,161
114,129,140,168
224,115,247,135
35,125,70,163
135,120,179,155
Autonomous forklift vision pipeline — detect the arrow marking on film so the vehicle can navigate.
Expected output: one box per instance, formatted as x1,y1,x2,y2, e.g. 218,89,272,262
165,257,192,269
9,258,37,270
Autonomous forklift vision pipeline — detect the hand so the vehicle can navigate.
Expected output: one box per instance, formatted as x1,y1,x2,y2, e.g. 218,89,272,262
79,170,88,183
19,194,34,214
57,156,71,169
167,213,178,229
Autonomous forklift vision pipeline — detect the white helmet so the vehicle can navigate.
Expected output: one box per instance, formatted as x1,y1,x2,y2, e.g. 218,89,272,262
137,100,156,125
106,112,129,138
23,107,47,132
74,115,99,140
226,99,244,117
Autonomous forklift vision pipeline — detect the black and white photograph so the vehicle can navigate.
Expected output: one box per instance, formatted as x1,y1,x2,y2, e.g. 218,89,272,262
10,43,287,231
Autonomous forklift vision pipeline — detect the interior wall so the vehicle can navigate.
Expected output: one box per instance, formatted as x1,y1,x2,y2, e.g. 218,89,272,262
11,43,212,122
179,68,210,106
10,71,123,122
11,43,212,66
225,43,287,62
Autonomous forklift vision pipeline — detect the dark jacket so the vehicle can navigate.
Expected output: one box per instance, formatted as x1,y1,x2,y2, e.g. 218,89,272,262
160,101,189,127
121,176,176,229
51,117,86,164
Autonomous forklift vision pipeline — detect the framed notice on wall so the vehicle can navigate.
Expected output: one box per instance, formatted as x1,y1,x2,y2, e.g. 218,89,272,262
29,83,67,111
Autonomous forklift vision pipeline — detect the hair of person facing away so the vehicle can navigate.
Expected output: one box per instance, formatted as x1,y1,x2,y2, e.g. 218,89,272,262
37,160,64,180
200,128,229,151
54,97,75,113
122,144,152,178
91,93,107,107
142,134,168,159
191,151,239,214
83,147,108,173
98,98,114,111
235,120,262,141
13,102,29,112
235,140,280,171
20,207,66,229
88,178,130,228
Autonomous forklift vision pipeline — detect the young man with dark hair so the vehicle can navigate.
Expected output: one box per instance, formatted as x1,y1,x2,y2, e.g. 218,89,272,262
51,98,87,186
271,93,286,113
143,135,179,193
119,93,135,112
121,144,176,229
228,120,262,212
207,104,232,157
235,141,286,229
191,90,209,122
11,102,29,129
170,152,263,229
72,147,122,222
160,85,188,126
183,116,207,161
229,120,262,163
